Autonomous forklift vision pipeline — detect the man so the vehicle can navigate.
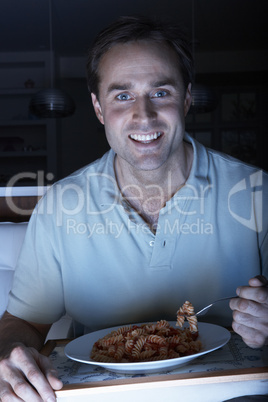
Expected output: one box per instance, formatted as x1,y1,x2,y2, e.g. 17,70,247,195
0,16,267,401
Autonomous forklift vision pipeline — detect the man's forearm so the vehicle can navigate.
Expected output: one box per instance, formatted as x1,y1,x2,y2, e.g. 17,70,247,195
0,311,62,400
0,311,49,358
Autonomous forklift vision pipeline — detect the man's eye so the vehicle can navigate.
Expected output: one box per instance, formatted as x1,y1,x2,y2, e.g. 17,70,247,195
153,90,168,98
117,93,131,101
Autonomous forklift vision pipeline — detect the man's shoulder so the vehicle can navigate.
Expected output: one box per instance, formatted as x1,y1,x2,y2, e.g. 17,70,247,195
65,149,113,181
206,146,268,181
186,134,267,184
53,149,115,189
37,149,115,208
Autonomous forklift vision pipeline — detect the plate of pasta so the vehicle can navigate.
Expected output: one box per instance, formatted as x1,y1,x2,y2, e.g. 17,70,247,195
64,321,231,374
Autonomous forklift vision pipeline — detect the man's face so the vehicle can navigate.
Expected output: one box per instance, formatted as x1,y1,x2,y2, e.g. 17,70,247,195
92,40,192,173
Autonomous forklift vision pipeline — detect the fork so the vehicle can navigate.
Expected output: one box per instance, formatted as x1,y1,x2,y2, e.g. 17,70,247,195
186,296,238,317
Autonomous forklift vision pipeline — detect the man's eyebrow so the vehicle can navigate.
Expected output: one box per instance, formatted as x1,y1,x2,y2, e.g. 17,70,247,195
151,78,178,88
106,78,178,94
107,83,132,94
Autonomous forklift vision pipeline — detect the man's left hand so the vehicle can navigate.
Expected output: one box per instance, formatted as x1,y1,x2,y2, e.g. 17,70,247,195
229,275,268,348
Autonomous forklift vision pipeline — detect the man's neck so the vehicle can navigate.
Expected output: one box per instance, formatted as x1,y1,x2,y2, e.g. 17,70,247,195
114,141,193,231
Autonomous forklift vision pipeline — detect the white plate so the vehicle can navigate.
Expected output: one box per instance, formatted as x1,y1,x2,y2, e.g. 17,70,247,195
64,322,231,374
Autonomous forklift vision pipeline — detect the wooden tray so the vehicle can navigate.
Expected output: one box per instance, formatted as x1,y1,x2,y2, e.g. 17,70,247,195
41,336,268,400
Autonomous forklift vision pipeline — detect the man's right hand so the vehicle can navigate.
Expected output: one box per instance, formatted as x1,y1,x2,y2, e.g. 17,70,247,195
0,344,63,401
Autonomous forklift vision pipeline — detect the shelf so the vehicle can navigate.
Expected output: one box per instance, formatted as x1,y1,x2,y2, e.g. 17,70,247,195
0,151,47,157
0,88,42,95
0,52,57,185
0,119,48,126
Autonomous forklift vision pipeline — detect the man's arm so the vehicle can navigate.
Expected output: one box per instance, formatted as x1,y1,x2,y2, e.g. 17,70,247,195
230,275,268,348
0,311,63,401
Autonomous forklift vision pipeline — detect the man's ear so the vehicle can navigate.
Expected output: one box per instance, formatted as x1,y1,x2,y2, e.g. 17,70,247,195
184,83,192,116
91,93,104,125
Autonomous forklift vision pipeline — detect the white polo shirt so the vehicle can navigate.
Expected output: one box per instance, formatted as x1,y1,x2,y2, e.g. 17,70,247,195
8,134,268,334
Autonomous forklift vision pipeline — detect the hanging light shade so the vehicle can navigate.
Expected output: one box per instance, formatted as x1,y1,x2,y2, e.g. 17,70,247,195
29,0,75,118
29,88,75,118
189,84,218,114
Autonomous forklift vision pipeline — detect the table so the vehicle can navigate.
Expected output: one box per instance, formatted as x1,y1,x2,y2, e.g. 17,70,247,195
41,332,268,402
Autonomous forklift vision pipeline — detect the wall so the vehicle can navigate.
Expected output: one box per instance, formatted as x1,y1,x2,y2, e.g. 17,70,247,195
58,78,109,180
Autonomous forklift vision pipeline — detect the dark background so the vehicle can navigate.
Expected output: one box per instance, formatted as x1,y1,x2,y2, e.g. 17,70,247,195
0,0,267,185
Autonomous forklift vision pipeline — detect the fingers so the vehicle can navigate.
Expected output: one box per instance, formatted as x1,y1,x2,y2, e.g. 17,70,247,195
235,279,268,306
232,307,267,335
37,353,63,390
230,296,268,318
0,345,62,401
248,275,268,287
231,320,266,349
0,357,44,401
0,379,24,401
229,276,268,348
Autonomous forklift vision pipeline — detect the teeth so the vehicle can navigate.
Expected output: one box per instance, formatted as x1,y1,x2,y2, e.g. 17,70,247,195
130,132,161,142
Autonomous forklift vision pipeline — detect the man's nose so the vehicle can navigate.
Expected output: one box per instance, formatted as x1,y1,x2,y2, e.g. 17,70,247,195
132,97,157,123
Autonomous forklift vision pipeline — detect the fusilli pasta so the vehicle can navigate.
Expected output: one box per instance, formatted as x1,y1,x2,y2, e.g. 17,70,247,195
91,302,201,363
176,301,198,332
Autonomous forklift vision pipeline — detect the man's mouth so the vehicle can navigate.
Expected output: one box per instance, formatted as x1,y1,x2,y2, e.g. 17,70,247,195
129,132,162,143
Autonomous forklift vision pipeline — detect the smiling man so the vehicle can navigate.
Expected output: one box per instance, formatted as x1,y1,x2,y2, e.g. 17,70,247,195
0,16,267,401
91,39,193,228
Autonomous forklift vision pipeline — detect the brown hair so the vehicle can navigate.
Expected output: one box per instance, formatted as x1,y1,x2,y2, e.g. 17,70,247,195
86,16,193,98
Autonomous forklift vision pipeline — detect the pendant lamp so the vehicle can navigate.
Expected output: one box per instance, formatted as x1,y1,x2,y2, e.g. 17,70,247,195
29,0,75,118
189,0,217,114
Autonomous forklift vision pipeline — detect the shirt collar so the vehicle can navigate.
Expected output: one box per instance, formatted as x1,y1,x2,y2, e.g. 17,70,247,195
96,149,122,206
173,133,210,198
98,133,210,205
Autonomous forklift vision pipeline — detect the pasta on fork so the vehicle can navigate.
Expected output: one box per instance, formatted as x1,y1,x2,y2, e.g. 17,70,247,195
176,300,198,332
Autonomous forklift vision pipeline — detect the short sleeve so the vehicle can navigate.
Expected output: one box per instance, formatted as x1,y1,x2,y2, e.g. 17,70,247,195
7,199,65,324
